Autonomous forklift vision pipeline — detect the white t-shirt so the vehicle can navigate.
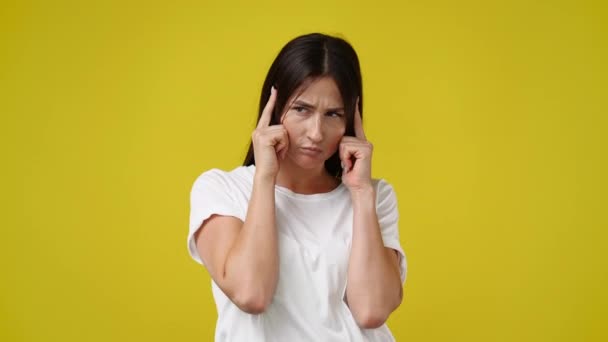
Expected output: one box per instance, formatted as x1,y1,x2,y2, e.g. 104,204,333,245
188,165,407,342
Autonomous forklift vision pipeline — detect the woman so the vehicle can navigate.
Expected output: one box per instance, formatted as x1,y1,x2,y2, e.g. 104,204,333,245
188,33,407,341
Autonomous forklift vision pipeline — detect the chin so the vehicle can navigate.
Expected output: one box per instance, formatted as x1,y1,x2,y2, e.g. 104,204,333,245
291,155,327,170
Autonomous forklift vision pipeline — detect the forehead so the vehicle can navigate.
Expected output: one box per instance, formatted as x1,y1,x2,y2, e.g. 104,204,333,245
289,76,344,105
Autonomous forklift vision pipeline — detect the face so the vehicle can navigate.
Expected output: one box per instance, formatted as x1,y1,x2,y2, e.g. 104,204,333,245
280,76,346,170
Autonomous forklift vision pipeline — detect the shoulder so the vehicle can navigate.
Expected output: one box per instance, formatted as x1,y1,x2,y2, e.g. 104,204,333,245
194,165,255,184
371,178,399,216
192,165,255,189
371,178,397,199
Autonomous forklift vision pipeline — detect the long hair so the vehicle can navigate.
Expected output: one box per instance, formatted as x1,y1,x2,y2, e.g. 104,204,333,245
243,33,363,179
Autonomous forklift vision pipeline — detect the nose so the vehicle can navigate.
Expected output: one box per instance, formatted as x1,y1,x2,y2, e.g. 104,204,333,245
307,114,323,143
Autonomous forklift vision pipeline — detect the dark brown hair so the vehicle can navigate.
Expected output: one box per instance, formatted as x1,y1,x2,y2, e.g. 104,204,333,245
243,33,363,178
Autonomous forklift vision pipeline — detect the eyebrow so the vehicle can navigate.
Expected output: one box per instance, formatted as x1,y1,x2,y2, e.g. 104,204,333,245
292,100,344,112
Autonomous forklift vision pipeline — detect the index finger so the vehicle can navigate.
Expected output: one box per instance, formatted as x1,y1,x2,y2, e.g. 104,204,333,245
257,86,277,128
354,97,366,140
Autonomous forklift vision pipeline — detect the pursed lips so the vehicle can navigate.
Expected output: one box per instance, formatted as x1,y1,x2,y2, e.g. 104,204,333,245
301,146,322,153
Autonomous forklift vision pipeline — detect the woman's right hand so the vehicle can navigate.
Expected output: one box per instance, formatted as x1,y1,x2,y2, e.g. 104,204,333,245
251,86,289,179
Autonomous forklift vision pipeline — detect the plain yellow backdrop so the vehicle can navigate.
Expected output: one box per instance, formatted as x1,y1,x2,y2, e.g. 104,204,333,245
1,0,607,341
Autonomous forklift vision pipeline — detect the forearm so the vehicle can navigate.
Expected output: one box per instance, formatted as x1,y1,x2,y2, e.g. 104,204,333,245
346,186,402,327
224,173,279,308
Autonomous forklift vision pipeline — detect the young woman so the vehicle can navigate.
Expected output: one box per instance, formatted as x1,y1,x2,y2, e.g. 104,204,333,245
188,33,407,341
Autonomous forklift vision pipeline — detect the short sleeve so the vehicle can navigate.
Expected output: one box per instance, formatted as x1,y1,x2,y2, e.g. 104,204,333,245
187,169,243,266
375,179,408,285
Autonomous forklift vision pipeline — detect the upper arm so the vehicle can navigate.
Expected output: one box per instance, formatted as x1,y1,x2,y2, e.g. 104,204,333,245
194,214,243,296
386,247,403,301
376,179,407,284
188,169,243,266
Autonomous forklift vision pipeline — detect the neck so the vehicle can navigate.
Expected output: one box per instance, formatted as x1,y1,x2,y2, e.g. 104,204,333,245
275,157,339,194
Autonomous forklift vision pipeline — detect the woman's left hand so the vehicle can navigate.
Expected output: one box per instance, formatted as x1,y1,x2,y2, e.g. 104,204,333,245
340,99,374,193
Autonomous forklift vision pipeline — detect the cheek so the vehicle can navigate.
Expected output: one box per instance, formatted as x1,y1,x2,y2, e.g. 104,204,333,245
283,118,310,142
326,126,346,150
282,125,299,146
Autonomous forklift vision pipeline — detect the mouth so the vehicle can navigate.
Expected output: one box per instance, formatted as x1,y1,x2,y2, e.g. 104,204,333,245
302,146,322,152
300,146,323,155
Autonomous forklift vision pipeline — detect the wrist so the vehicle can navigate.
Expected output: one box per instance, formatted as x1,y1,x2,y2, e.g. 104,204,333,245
254,170,277,186
350,184,376,204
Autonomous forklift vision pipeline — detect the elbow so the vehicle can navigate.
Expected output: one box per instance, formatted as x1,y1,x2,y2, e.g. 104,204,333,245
222,265,278,314
234,296,270,314
353,309,388,329
231,287,274,314
350,293,402,329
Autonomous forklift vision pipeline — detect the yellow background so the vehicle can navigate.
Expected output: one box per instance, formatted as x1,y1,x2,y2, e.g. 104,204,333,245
2,0,607,341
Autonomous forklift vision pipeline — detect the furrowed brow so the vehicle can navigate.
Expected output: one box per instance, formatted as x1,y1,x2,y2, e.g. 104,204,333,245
292,100,315,109
292,100,344,112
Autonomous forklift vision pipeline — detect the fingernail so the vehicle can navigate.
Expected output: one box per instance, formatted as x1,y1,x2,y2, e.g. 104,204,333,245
340,161,344,169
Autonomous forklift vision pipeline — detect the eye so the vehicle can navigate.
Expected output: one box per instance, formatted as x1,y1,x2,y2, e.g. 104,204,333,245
327,111,344,118
293,106,308,113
